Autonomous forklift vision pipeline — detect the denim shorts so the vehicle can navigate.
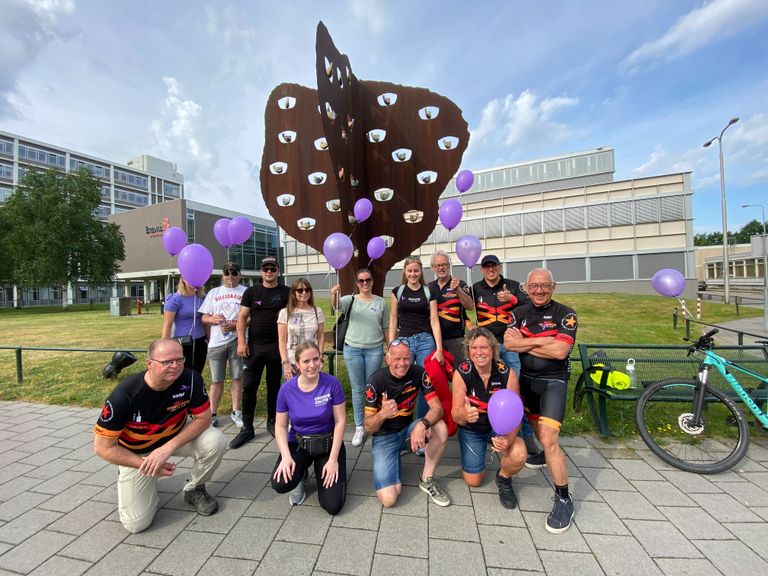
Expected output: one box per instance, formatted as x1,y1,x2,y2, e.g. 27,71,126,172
370,420,420,490
208,338,243,382
458,426,493,474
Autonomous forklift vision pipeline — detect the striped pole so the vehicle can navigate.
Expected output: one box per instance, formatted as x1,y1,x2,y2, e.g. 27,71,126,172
696,297,702,320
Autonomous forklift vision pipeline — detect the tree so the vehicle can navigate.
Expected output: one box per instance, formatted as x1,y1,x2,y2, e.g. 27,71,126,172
1,168,125,300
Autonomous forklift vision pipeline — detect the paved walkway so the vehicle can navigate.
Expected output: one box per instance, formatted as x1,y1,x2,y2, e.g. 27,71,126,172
0,401,767,576
714,317,768,345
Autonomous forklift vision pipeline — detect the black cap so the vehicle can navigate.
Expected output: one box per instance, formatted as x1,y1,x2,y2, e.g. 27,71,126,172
223,261,240,273
481,254,500,266
261,256,278,267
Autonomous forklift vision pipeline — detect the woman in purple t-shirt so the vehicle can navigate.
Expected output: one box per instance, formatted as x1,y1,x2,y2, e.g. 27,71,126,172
162,278,207,374
271,342,347,514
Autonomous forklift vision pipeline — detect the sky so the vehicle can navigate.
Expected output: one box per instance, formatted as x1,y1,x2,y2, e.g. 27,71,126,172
1,0,767,234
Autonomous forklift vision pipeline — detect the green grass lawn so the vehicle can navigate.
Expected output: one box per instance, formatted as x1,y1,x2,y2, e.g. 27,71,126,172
0,294,761,436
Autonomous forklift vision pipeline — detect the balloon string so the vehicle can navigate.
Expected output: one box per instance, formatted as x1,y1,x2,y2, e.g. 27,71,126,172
676,297,693,319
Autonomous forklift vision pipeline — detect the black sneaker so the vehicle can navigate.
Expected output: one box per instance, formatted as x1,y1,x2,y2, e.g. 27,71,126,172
525,450,546,469
267,419,276,438
229,427,255,449
546,495,574,534
495,473,518,509
184,485,218,516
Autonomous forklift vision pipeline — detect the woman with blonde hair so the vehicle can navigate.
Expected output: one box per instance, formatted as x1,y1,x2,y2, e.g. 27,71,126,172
278,278,325,380
162,278,207,374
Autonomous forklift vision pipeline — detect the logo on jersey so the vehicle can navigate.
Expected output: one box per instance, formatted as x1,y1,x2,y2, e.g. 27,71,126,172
539,320,557,330
100,401,114,422
496,361,508,374
365,385,377,403
458,360,472,374
508,312,518,329
562,312,578,331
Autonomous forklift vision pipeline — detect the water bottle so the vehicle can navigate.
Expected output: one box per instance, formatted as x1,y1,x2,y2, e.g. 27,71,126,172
625,358,637,388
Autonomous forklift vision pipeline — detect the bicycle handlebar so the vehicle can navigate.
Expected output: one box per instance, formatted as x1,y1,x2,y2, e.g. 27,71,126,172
684,328,718,355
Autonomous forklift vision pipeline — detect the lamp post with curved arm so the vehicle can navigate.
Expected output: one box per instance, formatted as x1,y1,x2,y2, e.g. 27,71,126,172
703,117,739,304
742,203,768,331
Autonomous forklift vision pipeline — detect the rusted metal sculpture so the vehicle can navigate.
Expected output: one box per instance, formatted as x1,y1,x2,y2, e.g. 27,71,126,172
260,22,469,294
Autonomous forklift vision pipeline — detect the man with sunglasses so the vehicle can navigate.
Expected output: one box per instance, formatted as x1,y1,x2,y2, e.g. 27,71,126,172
93,338,227,533
199,262,246,428
232,257,290,448
364,338,451,508
503,268,578,534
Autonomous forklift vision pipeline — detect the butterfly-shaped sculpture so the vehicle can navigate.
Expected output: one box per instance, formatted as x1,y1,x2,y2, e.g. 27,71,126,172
260,21,469,295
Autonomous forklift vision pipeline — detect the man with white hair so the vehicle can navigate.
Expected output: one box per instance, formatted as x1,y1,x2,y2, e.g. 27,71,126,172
428,250,474,365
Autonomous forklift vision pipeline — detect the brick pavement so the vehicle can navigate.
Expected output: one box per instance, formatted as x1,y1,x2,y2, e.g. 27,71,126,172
0,400,766,575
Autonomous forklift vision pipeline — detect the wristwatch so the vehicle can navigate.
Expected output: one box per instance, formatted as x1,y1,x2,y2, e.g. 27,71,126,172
420,417,430,430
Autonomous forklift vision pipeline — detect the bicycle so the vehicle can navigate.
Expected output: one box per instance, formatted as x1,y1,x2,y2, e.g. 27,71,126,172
635,328,768,474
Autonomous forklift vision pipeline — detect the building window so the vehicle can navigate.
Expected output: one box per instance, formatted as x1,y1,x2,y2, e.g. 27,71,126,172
543,210,564,232
0,139,13,157
18,144,66,168
0,163,12,181
588,204,609,228
635,198,659,224
114,169,148,189
523,212,542,234
186,210,195,243
610,201,633,226
114,188,148,206
564,207,586,230
0,186,12,202
163,181,180,197
660,195,684,222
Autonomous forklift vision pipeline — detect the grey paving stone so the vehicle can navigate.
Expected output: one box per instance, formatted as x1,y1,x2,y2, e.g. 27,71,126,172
27,554,91,576
22,457,79,481
379,484,427,517
196,555,258,576
580,467,636,492
79,465,119,488
687,492,763,522
0,529,74,574
0,490,52,522
147,530,225,576
570,476,605,503
600,490,665,520
436,476,472,507
59,520,128,562
598,447,641,460
29,470,91,495
124,509,196,549
479,525,541,571
565,447,611,468
516,484,559,513
429,539,486,575
609,459,665,481
53,432,94,451
723,522,768,560
215,517,282,561
586,534,663,576
429,503,478,541
17,447,72,467
657,506,733,540
254,541,320,576
0,507,62,545
523,511,590,552
68,455,111,474
242,484,291,520
376,515,427,558
539,550,605,576
0,475,45,502
82,542,159,576
185,497,251,534
624,519,702,558
693,539,768,575
631,481,695,507
315,526,376,576
47,500,115,536
217,471,271,500
330,494,381,531
654,558,723,576
723,480,768,507
345,469,377,498
36,483,104,513
0,462,36,486
276,503,333,545
472,491,526,527
559,436,592,448
572,501,630,535
206,458,247,484
240,452,277,474
657,470,723,493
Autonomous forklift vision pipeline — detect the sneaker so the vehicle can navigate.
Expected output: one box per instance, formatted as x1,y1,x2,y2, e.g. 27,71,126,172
289,471,308,506
229,427,255,449
352,426,366,447
211,413,219,428
184,485,218,516
267,419,276,438
419,476,450,507
525,450,546,469
546,495,574,534
495,473,518,509
414,448,425,457
231,410,243,428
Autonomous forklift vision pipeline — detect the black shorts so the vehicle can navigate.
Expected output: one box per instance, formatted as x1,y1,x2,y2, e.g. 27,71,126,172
519,374,567,430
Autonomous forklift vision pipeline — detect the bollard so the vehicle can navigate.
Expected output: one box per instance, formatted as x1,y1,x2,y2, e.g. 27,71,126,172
15,347,23,384
673,309,678,329
696,297,701,320
735,297,740,317
685,318,691,340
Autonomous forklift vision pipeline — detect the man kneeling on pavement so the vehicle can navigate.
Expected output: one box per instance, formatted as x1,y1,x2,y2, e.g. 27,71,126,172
364,338,451,507
93,338,227,533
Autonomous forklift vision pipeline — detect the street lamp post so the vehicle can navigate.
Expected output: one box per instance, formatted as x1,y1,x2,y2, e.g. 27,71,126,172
742,203,768,331
704,117,739,304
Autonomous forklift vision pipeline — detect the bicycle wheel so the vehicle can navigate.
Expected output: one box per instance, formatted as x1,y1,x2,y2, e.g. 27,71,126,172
635,378,750,474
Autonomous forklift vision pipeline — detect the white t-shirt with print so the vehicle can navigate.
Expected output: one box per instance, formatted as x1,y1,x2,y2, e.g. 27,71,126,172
198,284,247,349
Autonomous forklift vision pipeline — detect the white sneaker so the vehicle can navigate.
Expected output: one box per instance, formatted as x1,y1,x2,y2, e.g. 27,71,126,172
231,410,244,428
352,426,366,447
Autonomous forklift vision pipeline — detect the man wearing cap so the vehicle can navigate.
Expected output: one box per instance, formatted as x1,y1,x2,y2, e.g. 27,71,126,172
199,262,247,428
231,257,290,448
428,250,474,365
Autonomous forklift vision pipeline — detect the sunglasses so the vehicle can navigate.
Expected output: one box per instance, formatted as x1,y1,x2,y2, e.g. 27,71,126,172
295,287,311,294
223,269,239,276
357,277,373,284
261,266,278,272
150,357,185,368
404,256,421,264
388,337,411,349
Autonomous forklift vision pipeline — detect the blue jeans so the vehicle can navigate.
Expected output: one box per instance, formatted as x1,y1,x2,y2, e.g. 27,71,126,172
343,344,384,427
500,348,534,439
404,332,436,419
370,420,420,490
458,427,493,474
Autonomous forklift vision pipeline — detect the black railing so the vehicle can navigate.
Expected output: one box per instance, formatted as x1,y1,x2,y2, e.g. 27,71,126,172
672,312,766,345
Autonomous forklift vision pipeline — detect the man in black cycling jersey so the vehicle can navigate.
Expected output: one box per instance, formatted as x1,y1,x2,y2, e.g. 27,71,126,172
504,268,578,534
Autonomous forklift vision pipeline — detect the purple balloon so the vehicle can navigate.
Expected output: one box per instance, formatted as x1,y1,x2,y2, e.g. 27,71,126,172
213,218,231,248
162,226,187,256
354,198,373,222
323,232,354,270
439,199,463,231
456,169,474,193
455,235,482,268
652,268,686,297
228,216,253,245
178,243,214,288
367,236,386,260
488,388,524,435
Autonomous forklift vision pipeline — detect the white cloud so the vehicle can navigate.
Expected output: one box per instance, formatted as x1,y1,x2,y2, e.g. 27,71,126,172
348,0,390,34
0,0,75,117
469,90,578,158
620,0,768,75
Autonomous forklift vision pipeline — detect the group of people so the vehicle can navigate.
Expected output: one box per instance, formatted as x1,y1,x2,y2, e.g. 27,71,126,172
93,255,578,536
